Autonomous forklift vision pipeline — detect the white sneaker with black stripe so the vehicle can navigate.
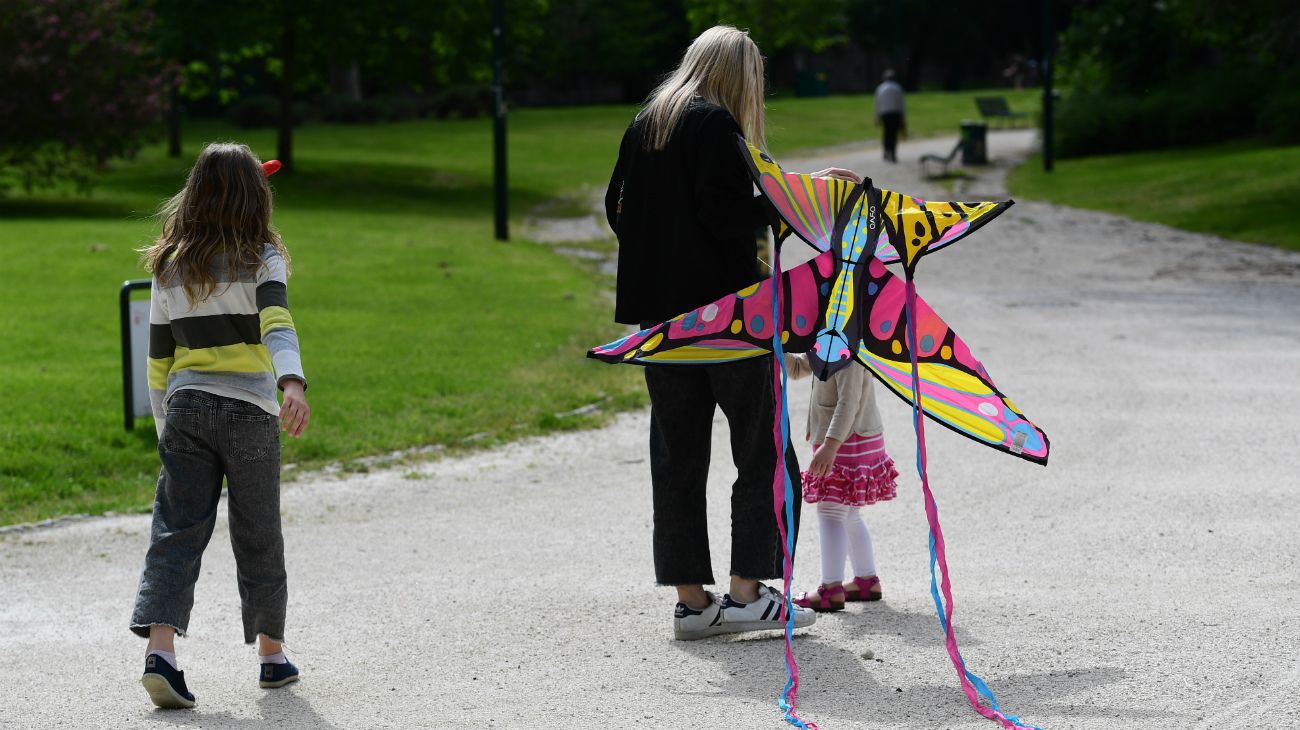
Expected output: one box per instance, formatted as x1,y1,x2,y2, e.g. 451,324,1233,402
720,583,816,634
673,593,726,640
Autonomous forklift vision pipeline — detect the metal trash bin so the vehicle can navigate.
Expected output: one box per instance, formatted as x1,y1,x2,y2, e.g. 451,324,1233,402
960,120,988,165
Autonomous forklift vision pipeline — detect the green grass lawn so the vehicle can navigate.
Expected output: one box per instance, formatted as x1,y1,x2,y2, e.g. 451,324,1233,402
767,88,1037,152
1009,141,1300,251
0,88,1030,525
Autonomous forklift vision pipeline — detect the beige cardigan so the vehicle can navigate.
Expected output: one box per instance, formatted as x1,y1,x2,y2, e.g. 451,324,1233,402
784,353,884,444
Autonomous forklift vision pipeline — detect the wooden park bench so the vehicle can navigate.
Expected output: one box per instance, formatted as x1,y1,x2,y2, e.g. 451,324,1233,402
919,139,962,179
975,96,1031,128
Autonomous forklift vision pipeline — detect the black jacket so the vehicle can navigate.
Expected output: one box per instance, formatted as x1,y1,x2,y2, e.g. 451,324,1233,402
604,100,770,325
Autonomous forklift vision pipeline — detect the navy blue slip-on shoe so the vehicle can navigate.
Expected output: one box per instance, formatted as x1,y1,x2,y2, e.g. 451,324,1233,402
259,659,300,689
141,653,196,709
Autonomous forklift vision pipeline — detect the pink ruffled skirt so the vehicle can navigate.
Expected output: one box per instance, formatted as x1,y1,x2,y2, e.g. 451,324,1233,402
802,432,898,507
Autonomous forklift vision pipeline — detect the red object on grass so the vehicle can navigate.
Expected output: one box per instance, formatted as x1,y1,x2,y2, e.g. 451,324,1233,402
262,160,282,176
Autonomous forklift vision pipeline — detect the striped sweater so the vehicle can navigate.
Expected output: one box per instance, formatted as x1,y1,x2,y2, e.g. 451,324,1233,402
148,244,305,434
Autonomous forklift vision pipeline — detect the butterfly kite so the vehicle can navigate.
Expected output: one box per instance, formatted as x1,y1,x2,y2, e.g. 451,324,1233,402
589,137,1049,730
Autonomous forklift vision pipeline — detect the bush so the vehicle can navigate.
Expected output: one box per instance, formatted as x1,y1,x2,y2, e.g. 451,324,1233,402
1055,74,1260,158
319,95,389,124
431,85,493,120
1258,72,1300,145
225,96,313,129
371,94,427,122
226,95,280,128
0,0,169,192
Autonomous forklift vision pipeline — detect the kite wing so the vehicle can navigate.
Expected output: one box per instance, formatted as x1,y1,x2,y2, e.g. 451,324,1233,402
855,255,1049,464
738,137,861,255
874,187,1013,272
587,250,836,365
736,137,1013,269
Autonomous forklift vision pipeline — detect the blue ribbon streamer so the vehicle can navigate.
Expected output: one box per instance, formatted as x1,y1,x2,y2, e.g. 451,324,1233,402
924,533,1041,729
771,242,814,730
904,293,1041,730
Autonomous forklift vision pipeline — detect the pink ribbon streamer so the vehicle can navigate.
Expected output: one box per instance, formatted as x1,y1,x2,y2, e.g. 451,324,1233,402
771,235,818,730
904,280,1037,730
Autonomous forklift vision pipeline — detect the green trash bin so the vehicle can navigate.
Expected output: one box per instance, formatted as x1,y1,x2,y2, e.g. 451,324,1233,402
960,120,988,165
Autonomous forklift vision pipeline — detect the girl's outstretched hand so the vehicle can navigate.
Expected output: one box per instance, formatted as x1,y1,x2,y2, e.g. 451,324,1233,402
280,379,310,437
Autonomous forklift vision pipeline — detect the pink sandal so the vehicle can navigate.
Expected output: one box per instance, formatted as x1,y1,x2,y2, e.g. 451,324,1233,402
794,584,845,612
844,575,882,602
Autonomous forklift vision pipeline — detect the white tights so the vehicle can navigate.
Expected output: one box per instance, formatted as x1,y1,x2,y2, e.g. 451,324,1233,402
816,502,877,583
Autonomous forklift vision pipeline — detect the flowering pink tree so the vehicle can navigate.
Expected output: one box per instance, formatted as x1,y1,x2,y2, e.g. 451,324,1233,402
0,0,172,191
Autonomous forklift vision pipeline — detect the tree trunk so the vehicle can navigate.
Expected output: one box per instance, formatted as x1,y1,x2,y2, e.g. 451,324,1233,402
421,29,435,93
277,0,297,171
167,82,182,158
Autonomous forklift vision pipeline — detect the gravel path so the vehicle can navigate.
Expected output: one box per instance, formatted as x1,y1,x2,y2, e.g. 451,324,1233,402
3,130,1299,729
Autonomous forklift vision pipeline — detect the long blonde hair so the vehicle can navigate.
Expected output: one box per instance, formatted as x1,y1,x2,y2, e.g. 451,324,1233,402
641,25,766,151
140,142,288,302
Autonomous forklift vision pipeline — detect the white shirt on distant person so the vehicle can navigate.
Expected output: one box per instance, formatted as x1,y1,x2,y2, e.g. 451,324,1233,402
874,80,905,116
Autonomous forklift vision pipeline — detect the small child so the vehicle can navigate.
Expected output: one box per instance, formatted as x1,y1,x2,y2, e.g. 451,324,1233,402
786,354,898,612
130,143,309,708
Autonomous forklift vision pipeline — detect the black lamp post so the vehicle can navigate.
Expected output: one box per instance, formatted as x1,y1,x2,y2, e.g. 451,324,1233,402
1042,0,1054,173
492,0,508,240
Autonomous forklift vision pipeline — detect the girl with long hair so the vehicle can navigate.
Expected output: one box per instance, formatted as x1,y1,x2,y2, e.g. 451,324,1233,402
131,143,308,707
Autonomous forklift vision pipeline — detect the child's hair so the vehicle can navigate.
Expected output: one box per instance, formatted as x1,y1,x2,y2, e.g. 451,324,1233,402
640,25,767,151
141,142,289,301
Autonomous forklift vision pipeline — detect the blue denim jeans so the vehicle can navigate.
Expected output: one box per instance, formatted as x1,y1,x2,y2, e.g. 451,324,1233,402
130,389,287,644
644,357,802,585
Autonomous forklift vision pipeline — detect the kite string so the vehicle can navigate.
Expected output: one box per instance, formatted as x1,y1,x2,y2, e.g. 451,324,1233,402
771,236,817,730
903,279,1040,730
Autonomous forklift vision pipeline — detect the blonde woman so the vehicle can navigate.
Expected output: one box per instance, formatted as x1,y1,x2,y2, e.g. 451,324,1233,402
604,25,860,640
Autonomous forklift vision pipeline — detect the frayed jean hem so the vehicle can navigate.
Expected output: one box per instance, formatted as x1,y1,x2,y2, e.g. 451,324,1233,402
245,630,286,645
129,621,186,640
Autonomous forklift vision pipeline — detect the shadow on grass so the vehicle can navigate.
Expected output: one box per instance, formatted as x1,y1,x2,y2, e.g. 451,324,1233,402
0,196,151,221
274,159,559,218
126,425,161,450
2,158,560,222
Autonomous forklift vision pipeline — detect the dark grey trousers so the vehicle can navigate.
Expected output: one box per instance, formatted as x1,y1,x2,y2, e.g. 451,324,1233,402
644,357,802,586
130,389,287,644
881,111,903,161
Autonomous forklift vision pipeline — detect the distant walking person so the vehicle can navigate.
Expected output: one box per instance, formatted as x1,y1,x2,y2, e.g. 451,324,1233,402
130,143,309,708
874,69,906,163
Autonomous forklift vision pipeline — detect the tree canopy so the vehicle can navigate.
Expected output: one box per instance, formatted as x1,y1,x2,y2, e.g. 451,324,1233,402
1054,0,1300,155
8,0,1280,189
0,0,170,191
